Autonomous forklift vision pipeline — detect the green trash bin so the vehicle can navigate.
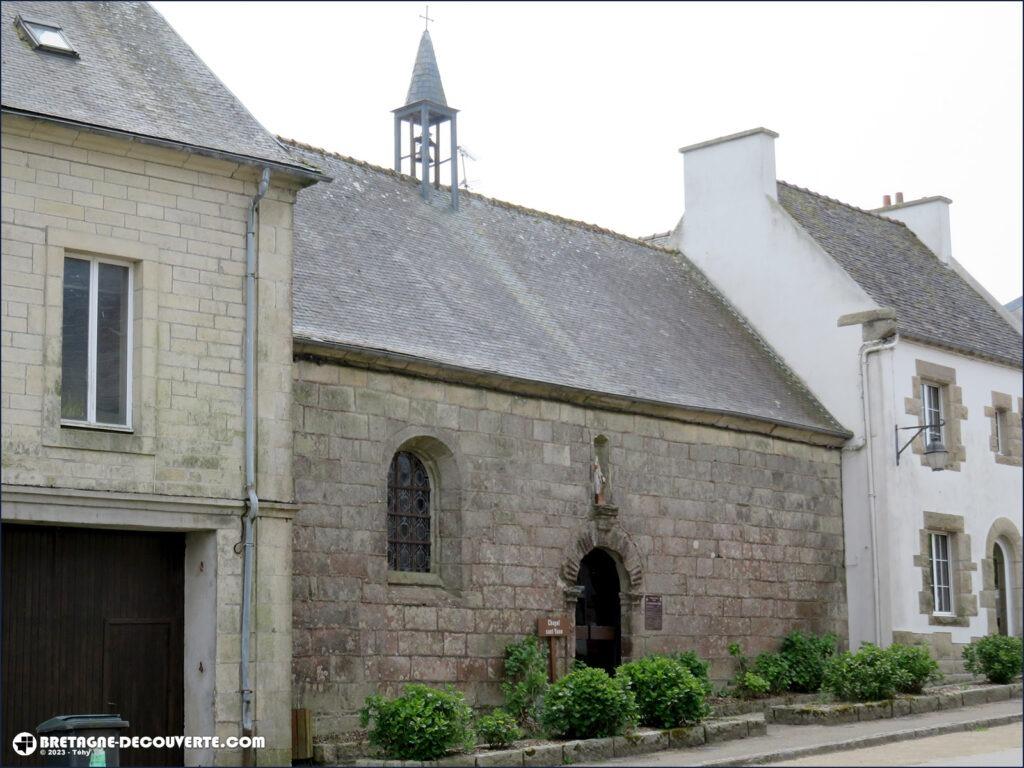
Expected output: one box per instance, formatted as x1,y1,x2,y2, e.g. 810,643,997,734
36,715,129,767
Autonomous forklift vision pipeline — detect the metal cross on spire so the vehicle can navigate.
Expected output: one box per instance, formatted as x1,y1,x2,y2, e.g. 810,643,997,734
419,5,434,30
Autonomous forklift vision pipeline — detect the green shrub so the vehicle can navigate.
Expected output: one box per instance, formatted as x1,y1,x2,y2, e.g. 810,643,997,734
675,650,714,695
751,652,791,695
540,665,638,739
616,655,710,728
728,643,778,698
735,671,771,697
501,636,549,730
779,631,838,693
475,709,522,749
962,635,1023,684
888,643,942,694
822,644,901,702
360,684,475,760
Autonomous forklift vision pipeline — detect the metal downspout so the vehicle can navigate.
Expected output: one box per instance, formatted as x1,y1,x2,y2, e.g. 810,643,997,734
241,167,271,754
859,333,899,646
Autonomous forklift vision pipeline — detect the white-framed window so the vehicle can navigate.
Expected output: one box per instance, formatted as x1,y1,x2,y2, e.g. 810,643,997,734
61,255,133,429
995,409,1008,455
930,532,953,615
921,383,944,445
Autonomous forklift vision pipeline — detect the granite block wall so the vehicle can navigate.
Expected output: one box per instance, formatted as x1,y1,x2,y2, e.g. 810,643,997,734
292,360,848,739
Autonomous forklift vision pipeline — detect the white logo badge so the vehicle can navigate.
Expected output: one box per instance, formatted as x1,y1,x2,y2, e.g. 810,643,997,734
12,732,37,756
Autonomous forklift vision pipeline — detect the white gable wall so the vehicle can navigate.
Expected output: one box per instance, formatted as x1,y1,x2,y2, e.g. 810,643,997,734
673,127,1023,658
672,129,886,648
676,130,877,434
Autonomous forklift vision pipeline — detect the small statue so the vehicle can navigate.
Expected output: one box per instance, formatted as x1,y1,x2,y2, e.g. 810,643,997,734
592,458,607,506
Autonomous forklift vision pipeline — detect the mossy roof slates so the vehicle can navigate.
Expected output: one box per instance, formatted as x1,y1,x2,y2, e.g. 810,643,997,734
778,181,1021,368
287,140,846,436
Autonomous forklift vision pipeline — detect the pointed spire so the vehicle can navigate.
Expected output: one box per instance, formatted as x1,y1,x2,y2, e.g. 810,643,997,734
405,30,447,106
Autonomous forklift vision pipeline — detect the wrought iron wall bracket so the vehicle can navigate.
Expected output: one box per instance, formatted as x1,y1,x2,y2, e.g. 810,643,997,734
895,419,945,465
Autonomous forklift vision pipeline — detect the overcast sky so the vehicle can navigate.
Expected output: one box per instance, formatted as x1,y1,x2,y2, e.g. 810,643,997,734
152,1,1022,303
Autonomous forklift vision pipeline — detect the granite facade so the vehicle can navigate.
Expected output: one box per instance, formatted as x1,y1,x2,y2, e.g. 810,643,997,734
292,359,848,739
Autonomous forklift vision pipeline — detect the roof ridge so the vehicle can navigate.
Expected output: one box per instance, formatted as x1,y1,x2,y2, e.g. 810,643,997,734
277,135,681,255
777,180,911,228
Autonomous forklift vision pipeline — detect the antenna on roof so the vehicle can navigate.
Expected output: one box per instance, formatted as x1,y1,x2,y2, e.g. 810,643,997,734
457,146,478,190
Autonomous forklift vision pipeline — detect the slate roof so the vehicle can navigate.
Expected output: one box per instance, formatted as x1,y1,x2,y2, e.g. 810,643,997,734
286,140,847,437
778,182,1023,368
405,30,447,106
1,1,318,177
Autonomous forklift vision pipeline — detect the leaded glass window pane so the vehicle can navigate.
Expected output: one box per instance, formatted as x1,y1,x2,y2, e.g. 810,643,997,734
387,451,431,572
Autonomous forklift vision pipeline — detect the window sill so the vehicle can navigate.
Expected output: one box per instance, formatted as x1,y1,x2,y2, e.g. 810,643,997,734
61,419,134,434
387,571,444,587
43,421,154,456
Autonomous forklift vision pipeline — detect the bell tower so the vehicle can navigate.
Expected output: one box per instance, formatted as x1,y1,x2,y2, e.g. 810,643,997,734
393,21,459,210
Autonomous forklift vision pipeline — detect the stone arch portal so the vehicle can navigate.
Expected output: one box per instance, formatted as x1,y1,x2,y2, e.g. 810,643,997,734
982,517,1022,637
560,524,645,672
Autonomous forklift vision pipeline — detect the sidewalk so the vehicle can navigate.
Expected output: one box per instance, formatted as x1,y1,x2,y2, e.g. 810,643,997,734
592,699,1022,766
776,723,1022,766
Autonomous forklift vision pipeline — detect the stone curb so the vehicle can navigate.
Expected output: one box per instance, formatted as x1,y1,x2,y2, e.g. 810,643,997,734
344,714,764,766
699,710,1023,766
708,692,820,718
769,682,1021,726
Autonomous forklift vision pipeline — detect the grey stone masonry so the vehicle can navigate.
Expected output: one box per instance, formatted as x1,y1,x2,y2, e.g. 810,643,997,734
292,359,848,738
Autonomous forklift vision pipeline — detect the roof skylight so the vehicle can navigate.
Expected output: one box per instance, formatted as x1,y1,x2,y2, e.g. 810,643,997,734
16,15,77,57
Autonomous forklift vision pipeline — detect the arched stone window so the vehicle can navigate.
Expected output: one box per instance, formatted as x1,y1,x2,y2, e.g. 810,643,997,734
382,429,464,588
387,451,432,572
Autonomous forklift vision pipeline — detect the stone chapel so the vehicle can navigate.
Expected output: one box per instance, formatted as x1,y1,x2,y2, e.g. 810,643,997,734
287,29,851,738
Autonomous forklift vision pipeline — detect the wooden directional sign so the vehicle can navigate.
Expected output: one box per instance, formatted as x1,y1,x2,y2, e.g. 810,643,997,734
537,615,572,637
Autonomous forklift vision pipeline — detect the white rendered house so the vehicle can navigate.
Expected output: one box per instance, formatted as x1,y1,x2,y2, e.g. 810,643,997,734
660,128,1022,672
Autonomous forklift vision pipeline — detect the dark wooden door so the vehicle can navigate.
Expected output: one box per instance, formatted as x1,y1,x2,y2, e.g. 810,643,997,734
994,543,1009,636
574,548,621,674
2,524,184,767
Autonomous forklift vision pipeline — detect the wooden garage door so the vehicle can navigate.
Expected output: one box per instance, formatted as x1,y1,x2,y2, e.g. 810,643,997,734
2,524,184,767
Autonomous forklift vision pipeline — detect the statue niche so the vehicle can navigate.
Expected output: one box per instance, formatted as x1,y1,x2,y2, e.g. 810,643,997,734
591,435,617,530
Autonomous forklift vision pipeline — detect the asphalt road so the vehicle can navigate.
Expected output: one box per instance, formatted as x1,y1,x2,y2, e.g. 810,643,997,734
774,723,1023,766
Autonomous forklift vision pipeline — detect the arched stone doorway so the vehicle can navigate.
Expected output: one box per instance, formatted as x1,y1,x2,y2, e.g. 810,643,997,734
982,518,1022,637
574,548,621,673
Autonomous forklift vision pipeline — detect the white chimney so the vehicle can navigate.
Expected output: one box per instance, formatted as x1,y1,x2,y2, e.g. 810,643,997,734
875,195,952,265
679,127,779,213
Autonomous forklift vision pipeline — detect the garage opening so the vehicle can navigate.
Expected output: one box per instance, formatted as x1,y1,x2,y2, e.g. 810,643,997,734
2,524,184,766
